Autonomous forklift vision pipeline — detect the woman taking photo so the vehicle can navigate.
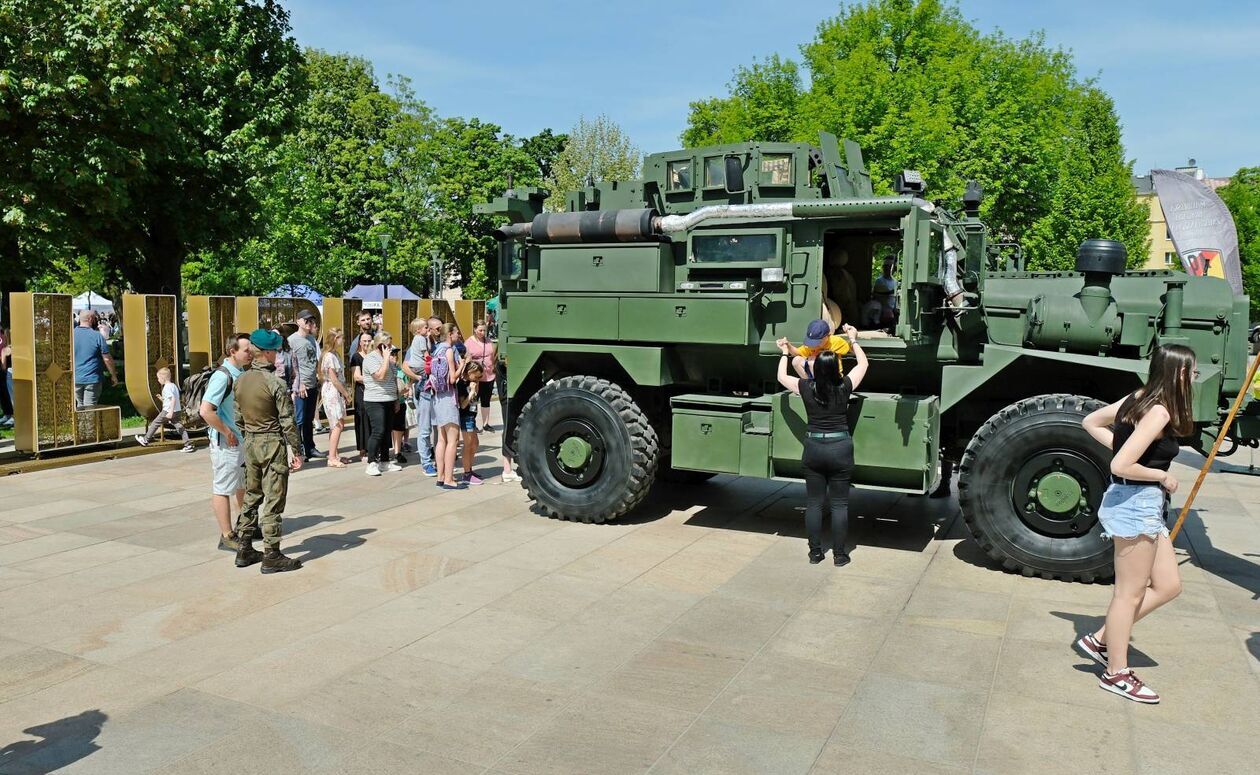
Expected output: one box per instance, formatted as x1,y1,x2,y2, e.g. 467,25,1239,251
361,332,402,476
348,332,372,463
463,320,497,431
776,322,867,566
1078,344,1192,704
320,328,352,468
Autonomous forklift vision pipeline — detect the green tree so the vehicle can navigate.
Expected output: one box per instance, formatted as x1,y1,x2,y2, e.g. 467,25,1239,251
185,50,435,296
1,0,304,300
519,128,568,184
681,56,802,147
1217,168,1260,320
1021,88,1150,270
545,115,641,212
423,118,539,299
680,0,1148,268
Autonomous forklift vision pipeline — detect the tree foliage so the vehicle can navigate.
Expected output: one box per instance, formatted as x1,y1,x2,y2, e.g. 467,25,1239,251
185,50,434,296
545,115,641,212
1217,168,1260,320
681,0,1148,269
0,0,304,299
424,117,542,299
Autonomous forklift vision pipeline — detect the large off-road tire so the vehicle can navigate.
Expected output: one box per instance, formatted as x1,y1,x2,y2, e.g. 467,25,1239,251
517,376,659,523
958,394,1114,582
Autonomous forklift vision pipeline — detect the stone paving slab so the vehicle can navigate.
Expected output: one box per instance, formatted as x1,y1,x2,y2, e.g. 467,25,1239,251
0,421,1258,774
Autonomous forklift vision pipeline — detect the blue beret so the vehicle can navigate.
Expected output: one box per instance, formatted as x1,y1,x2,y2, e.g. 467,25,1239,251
249,328,283,351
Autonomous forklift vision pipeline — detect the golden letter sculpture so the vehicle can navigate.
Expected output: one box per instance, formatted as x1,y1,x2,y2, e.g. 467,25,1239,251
381,299,420,344
453,300,486,337
122,294,180,423
187,296,238,374
320,297,363,366
10,293,121,454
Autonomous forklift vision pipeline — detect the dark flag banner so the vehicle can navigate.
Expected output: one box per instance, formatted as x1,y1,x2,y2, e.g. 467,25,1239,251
1151,169,1243,295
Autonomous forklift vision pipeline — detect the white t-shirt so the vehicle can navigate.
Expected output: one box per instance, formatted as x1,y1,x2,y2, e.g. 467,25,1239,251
161,382,181,415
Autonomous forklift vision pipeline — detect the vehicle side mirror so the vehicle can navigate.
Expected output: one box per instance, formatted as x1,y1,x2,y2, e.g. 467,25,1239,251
724,155,746,194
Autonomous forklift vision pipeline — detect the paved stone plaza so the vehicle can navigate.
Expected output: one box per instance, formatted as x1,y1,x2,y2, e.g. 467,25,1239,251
1,422,1258,774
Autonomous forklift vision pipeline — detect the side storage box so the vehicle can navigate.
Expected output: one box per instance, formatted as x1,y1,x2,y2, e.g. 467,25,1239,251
771,392,940,492
534,244,673,293
670,394,774,477
508,295,619,341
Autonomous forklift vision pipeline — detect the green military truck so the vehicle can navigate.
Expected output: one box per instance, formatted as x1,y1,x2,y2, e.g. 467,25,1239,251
475,133,1259,582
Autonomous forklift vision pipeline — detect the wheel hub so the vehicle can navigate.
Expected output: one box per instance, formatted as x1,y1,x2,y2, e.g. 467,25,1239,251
545,418,606,488
557,436,593,469
1034,471,1082,514
1010,450,1104,537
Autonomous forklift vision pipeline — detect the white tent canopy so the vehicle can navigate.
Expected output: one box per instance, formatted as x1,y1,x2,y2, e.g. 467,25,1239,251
71,292,114,312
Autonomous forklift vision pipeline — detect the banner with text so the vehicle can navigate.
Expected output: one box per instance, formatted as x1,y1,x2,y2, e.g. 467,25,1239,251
1151,169,1242,295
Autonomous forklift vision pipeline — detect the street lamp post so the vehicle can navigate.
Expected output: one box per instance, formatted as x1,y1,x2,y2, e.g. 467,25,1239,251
377,231,392,300
430,249,444,299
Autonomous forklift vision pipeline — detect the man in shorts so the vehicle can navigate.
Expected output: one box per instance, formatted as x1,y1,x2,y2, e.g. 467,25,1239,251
200,333,253,551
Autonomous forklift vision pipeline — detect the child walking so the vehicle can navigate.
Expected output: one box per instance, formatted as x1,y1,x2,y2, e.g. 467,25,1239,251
136,367,193,452
1078,344,1193,704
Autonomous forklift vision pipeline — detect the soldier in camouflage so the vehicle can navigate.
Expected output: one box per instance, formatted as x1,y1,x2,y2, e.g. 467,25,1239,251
231,329,305,574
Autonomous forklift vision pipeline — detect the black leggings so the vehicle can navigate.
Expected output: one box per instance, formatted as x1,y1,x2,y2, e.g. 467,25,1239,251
364,400,393,464
802,436,854,558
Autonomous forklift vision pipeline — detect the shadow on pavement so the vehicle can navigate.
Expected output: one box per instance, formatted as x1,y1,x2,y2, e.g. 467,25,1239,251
1048,610,1158,667
1247,632,1259,664
601,475,956,556
0,709,107,774
289,527,376,562
1181,509,1260,600
283,513,345,533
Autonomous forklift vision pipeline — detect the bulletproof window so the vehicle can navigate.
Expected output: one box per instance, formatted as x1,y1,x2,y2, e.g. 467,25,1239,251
692,233,778,264
704,156,726,188
666,160,692,191
761,154,793,185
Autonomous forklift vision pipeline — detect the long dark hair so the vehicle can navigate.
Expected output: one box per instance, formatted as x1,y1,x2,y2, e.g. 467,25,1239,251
1119,344,1195,437
810,350,845,406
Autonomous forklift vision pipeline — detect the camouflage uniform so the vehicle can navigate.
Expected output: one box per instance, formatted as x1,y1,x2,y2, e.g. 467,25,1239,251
233,359,301,549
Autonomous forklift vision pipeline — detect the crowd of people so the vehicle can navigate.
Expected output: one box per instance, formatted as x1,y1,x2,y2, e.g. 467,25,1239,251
12,299,1199,706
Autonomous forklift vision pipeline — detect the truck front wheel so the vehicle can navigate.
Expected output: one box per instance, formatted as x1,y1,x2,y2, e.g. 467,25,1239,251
958,394,1114,582
516,376,659,523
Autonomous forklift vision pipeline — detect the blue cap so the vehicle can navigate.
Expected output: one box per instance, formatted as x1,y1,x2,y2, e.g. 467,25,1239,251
803,319,831,347
249,328,283,351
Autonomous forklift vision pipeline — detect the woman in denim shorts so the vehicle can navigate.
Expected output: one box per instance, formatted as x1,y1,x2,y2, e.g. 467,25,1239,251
1078,344,1196,704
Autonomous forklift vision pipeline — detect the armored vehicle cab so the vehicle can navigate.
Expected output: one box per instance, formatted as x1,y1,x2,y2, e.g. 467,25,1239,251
476,133,1259,581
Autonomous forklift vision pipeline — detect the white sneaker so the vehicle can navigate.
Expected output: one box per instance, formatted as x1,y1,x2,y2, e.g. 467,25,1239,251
385,462,403,473
365,462,382,477
134,434,149,447
501,471,522,483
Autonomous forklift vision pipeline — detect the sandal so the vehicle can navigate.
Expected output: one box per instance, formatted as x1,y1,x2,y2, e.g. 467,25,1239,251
328,458,347,468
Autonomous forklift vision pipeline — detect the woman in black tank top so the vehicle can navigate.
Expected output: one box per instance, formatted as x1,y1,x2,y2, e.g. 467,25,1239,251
777,323,869,566
1078,344,1196,704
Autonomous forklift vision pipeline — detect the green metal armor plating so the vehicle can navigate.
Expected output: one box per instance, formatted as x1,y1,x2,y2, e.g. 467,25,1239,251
476,133,1259,582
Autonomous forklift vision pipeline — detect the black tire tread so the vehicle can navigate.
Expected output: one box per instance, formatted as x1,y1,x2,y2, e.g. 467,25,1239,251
958,393,1110,583
517,375,659,524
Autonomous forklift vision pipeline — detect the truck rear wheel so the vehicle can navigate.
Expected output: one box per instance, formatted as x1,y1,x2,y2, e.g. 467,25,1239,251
517,376,659,523
958,394,1113,582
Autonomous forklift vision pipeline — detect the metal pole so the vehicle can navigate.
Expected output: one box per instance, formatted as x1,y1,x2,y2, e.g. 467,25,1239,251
382,242,388,301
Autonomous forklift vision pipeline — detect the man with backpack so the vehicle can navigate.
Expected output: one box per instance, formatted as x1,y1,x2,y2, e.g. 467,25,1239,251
199,333,253,551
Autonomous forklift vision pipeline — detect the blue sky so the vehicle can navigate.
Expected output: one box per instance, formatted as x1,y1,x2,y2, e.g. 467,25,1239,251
284,0,1258,176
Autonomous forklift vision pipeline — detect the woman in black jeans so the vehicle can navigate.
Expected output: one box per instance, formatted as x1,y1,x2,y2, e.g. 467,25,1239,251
777,323,868,565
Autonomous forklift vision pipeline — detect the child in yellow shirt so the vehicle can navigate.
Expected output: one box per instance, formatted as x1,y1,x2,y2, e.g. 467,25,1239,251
790,319,853,379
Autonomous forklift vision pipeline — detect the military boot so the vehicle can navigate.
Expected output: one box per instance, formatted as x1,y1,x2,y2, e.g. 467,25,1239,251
260,547,303,574
234,532,263,568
